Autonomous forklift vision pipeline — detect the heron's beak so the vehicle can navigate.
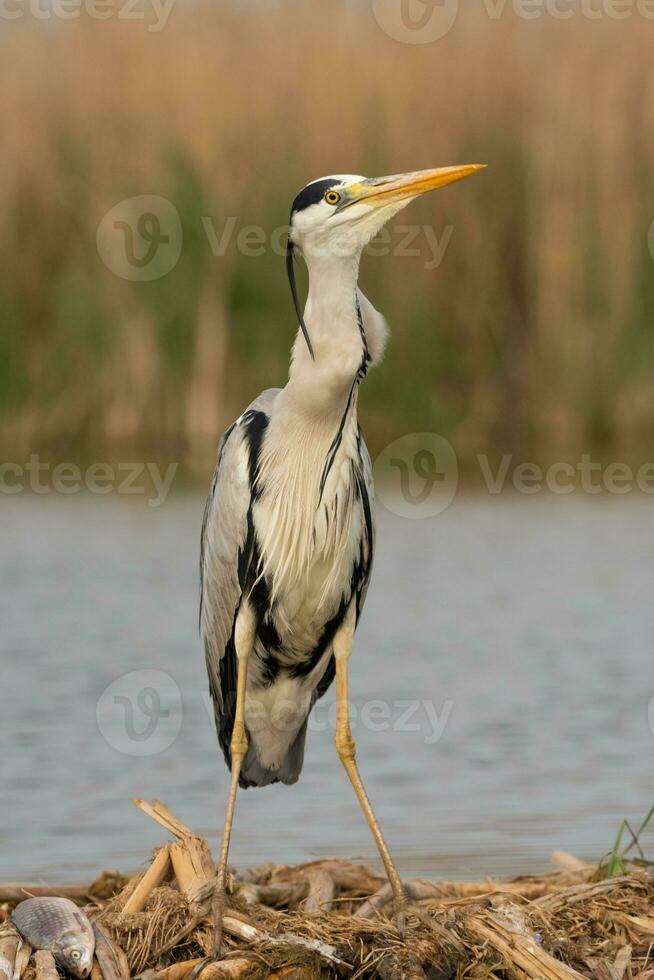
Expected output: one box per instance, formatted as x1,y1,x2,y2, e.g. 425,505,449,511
336,165,486,213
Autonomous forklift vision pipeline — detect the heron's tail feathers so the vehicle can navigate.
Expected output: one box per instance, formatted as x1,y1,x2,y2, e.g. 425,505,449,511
237,718,309,789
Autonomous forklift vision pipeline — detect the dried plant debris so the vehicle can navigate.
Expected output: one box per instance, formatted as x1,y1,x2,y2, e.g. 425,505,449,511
3,802,653,979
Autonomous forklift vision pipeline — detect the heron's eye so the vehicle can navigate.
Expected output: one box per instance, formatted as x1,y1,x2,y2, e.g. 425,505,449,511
325,190,341,206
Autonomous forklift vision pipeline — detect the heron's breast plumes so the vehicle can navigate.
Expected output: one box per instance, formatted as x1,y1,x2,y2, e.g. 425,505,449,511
253,405,363,633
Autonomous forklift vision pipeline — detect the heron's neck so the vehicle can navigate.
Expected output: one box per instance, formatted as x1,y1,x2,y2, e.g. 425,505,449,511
285,253,367,418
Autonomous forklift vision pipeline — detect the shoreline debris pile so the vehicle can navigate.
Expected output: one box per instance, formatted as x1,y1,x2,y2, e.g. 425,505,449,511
1,799,653,979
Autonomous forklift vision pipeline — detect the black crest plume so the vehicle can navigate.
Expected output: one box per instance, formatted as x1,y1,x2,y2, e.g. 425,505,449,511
286,238,315,360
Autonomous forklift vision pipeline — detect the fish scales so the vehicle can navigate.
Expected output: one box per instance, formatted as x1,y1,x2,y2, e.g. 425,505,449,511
12,897,95,979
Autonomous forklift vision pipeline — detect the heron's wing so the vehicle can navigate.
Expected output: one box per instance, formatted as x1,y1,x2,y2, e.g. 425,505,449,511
200,388,279,759
315,428,375,705
355,428,375,617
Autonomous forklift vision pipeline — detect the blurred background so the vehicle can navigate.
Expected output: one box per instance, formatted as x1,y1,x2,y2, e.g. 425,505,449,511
1,0,653,881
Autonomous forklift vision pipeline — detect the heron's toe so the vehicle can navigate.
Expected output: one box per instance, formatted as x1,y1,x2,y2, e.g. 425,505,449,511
393,903,407,939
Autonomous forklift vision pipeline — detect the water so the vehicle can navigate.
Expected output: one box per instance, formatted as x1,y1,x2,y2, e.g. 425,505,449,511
1,491,653,883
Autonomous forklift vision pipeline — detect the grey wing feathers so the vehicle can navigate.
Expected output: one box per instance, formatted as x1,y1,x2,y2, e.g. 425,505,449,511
356,433,376,616
200,389,279,726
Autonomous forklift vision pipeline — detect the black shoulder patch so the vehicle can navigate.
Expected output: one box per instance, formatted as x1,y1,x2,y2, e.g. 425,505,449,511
240,408,269,499
290,177,341,217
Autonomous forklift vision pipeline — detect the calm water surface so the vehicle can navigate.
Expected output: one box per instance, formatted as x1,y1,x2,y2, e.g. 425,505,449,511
1,492,652,882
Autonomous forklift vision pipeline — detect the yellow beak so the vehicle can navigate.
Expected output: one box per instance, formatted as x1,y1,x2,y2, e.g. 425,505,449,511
338,165,486,212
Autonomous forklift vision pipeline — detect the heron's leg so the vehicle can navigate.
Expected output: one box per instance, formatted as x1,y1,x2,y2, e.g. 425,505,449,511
213,605,255,956
333,606,407,934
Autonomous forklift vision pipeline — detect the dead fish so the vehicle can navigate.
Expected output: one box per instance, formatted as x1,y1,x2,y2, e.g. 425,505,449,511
11,897,95,979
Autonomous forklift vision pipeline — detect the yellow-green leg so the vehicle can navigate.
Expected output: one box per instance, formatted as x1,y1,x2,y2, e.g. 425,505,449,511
333,607,407,934
213,607,254,956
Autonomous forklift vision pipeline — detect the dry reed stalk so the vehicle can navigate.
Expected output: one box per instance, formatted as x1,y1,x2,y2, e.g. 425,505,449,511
132,801,198,841
584,945,632,980
92,922,130,980
301,872,334,915
153,958,262,980
0,925,20,980
267,969,320,980
150,959,204,980
267,860,384,897
134,799,217,956
32,952,58,980
12,936,32,980
0,878,130,904
236,884,308,910
356,871,595,920
170,841,215,904
122,847,172,915
466,911,587,979
535,875,643,912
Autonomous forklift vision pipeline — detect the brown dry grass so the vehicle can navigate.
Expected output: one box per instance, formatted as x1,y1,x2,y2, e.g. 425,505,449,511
6,858,652,979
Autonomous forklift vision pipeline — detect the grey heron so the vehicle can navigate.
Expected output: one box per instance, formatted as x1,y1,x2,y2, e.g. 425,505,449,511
200,164,484,949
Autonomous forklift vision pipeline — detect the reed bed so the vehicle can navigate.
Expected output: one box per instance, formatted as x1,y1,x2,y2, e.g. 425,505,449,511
2,800,653,980
1,2,653,467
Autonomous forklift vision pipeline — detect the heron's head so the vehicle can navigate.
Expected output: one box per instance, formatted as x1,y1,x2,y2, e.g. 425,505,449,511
289,166,485,259
287,166,485,355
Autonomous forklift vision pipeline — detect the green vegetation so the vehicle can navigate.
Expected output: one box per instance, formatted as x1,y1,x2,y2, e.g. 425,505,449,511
605,804,654,877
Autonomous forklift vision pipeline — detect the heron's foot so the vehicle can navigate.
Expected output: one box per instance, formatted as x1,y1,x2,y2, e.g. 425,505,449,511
391,884,408,938
212,884,228,958
212,916,228,959
356,877,411,931
393,902,407,938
